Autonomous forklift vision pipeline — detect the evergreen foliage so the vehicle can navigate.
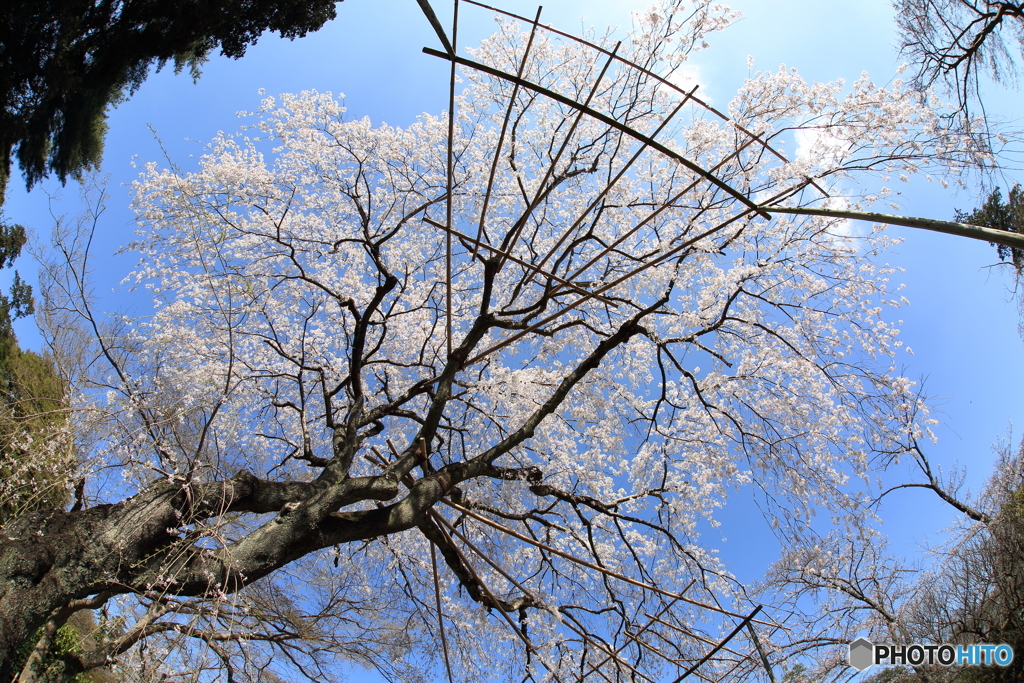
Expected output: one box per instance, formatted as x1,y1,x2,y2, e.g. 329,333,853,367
13,624,87,683
0,337,72,523
0,221,34,332
12,613,116,683
0,216,71,522
954,185,1024,272
0,0,339,201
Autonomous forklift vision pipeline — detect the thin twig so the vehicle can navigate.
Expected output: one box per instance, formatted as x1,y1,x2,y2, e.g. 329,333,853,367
444,500,774,625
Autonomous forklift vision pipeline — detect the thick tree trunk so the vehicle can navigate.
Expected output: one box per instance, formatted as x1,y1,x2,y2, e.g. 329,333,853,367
0,466,426,678
0,483,191,680
0,302,653,679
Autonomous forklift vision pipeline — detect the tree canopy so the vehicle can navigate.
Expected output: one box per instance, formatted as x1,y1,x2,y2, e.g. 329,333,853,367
0,1,994,681
895,0,1024,136
0,0,339,202
758,436,1024,682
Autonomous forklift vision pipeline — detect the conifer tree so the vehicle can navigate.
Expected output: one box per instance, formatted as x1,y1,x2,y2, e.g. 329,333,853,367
0,0,339,204
955,185,1024,274
0,217,72,523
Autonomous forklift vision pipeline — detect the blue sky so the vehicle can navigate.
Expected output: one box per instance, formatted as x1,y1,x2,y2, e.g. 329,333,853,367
3,0,1023,677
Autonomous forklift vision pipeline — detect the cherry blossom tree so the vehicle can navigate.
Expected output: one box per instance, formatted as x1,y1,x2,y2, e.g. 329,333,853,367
895,0,1024,136
0,1,990,680
754,435,1024,683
